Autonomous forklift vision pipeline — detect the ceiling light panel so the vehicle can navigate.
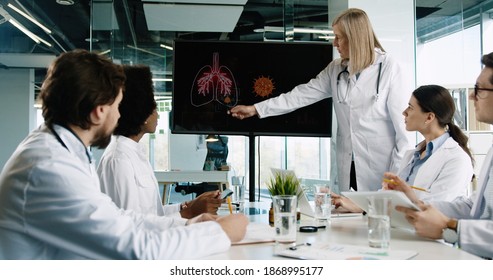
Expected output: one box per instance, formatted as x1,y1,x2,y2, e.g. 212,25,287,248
144,4,243,32
145,0,247,4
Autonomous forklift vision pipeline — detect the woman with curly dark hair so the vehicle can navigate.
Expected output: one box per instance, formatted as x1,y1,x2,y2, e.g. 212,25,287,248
98,65,222,219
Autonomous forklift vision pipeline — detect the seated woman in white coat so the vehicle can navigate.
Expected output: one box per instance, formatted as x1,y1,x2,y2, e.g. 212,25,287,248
97,65,222,218
389,52,493,259
333,85,474,212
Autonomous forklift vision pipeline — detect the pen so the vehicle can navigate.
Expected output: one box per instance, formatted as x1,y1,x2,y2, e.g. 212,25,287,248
382,178,396,184
382,178,430,193
410,186,430,193
227,196,233,214
289,242,312,251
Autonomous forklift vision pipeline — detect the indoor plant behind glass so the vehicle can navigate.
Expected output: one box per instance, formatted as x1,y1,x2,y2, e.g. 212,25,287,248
267,171,301,224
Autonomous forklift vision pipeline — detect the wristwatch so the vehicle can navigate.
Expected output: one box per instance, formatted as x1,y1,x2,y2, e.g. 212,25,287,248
442,219,459,244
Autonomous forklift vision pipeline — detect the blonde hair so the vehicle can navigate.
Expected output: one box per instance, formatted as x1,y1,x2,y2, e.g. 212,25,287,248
332,8,384,75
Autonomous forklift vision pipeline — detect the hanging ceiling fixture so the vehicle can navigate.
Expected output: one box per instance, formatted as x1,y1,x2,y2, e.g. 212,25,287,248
0,5,52,47
7,3,52,34
56,0,75,5
205,135,219,142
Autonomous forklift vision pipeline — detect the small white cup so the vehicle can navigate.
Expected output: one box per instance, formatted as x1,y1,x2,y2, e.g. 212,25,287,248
367,196,391,249
272,195,297,244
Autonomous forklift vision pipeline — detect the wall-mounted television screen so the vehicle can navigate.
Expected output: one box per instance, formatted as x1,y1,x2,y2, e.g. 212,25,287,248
171,40,333,137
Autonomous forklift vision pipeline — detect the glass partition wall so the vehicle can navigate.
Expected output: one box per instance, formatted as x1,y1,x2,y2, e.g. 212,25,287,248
82,0,493,201
87,0,333,202
415,0,493,191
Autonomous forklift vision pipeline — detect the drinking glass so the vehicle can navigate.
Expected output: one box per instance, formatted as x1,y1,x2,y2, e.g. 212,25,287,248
231,176,245,212
367,196,391,249
272,195,297,244
313,184,331,226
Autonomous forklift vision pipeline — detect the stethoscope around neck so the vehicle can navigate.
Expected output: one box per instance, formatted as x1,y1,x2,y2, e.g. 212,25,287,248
336,62,382,104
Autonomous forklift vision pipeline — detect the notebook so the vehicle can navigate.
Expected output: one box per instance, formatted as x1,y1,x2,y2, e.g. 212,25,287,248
232,223,275,245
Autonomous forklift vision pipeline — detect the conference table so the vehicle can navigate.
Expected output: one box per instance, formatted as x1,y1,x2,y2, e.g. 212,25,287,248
209,202,481,260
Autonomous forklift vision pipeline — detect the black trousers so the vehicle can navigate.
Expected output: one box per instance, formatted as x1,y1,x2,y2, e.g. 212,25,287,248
350,161,357,191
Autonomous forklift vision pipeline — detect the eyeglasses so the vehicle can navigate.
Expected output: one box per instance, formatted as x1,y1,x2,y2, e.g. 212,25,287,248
474,85,493,99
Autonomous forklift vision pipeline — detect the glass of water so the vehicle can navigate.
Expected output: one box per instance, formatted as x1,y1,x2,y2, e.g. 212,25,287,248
272,195,297,244
367,196,391,249
231,176,245,212
314,184,331,226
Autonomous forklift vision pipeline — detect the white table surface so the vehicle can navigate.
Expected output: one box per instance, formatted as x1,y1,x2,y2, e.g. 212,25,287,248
210,202,481,260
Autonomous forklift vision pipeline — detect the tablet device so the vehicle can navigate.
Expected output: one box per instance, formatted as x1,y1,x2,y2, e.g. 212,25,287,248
341,190,420,230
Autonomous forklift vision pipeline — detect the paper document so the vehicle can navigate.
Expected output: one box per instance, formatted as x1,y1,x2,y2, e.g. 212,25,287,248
276,242,418,260
342,190,420,230
232,222,276,245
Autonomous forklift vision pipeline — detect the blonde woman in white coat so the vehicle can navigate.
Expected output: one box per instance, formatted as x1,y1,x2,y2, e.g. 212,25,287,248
333,85,474,212
229,8,413,192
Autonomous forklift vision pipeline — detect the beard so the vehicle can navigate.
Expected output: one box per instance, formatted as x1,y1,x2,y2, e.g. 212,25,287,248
92,129,113,149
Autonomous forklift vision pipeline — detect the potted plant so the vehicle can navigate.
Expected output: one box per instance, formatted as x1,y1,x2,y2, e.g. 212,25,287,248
267,171,301,224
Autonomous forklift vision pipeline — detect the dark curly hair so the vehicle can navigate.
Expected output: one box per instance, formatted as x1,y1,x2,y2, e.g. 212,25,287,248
40,49,125,129
113,65,156,137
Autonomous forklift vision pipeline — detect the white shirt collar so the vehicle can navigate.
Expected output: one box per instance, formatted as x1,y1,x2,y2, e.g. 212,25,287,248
51,124,93,164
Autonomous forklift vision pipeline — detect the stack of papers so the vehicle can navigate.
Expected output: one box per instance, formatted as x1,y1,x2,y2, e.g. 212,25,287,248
277,242,418,260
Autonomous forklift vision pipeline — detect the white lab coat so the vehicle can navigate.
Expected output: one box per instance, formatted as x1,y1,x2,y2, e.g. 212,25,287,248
0,124,229,259
97,135,180,216
398,137,473,202
432,144,493,259
255,49,414,191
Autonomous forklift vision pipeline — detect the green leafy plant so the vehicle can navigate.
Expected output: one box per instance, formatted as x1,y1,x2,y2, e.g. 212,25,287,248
266,171,301,197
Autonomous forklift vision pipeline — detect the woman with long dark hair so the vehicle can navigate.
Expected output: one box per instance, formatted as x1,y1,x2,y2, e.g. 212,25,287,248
333,85,474,212
389,85,474,201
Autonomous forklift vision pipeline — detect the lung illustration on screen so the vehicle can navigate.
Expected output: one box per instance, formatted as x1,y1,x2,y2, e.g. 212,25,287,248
191,52,239,108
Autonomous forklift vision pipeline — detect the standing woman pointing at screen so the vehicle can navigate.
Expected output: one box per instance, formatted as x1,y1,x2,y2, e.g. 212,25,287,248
229,8,413,192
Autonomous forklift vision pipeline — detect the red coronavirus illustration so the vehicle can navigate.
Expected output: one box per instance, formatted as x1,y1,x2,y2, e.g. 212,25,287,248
191,52,238,107
253,75,275,97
